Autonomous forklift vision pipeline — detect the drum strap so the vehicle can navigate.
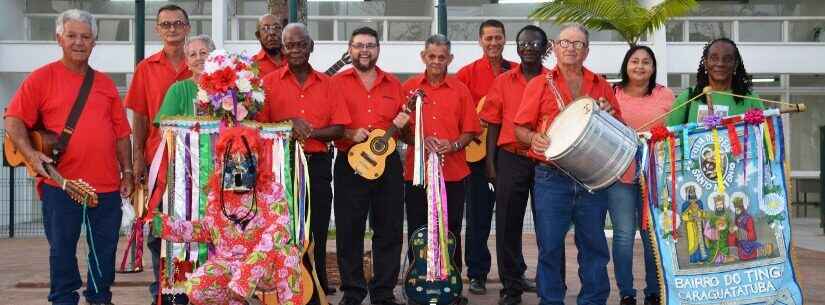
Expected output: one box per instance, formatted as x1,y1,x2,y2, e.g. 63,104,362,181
545,73,567,111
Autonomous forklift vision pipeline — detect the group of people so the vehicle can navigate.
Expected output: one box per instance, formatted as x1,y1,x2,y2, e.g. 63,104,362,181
4,4,766,305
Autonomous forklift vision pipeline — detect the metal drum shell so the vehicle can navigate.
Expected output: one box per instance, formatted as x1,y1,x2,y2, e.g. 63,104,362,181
545,98,638,191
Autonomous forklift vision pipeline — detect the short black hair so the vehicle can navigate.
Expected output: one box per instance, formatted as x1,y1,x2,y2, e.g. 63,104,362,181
478,19,505,37
350,26,380,46
157,4,189,24
616,45,658,96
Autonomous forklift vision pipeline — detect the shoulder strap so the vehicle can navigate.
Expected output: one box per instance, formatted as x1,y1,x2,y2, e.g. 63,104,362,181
52,67,95,161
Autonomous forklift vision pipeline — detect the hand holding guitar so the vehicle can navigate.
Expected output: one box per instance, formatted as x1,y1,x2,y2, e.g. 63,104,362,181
345,128,370,143
392,112,410,129
25,150,53,178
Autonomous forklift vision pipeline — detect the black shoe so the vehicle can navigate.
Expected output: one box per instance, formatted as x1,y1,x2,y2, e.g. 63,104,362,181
620,296,637,305
519,275,537,293
339,297,362,305
468,277,487,295
644,295,661,305
498,294,522,305
372,299,403,305
453,296,469,305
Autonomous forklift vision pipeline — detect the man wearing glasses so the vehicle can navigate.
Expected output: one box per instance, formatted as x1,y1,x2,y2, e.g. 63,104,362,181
455,20,515,296
331,26,409,305
479,25,550,305
123,4,191,304
252,14,286,77
258,23,351,305
513,24,622,305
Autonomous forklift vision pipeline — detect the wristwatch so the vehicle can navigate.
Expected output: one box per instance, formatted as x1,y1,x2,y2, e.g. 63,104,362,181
452,141,461,152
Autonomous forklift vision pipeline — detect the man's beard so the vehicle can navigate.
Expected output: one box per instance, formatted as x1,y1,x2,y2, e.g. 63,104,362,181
264,45,281,57
353,59,377,72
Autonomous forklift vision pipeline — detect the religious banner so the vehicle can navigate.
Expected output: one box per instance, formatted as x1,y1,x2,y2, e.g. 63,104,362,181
642,109,803,305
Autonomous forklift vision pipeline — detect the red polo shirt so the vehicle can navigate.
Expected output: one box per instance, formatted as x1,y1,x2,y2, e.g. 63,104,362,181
5,61,132,193
480,65,549,149
401,75,481,182
332,67,406,151
252,49,286,78
125,51,191,162
513,66,622,162
456,56,516,104
259,66,351,153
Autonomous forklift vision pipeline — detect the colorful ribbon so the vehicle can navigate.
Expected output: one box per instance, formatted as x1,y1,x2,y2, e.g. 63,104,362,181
667,137,678,239
425,152,450,281
412,93,425,186
711,128,725,193
197,132,211,265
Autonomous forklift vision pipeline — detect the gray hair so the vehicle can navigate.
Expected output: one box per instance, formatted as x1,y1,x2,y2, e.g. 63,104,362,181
185,34,216,52
56,9,98,38
559,23,590,43
424,34,451,50
282,22,312,43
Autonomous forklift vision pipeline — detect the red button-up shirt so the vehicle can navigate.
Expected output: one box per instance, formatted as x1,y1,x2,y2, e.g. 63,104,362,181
513,66,622,162
5,61,132,192
479,65,549,148
401,75,481,182
252,49,286,78
456,56,516,105
332,67,406,151
125,51,191,162
259,66,351,153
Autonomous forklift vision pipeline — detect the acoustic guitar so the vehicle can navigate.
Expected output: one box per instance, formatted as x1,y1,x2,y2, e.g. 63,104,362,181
325,52,352,76
347,90,421,180
465,97,487,163
3,130,98,206
404,226,462,305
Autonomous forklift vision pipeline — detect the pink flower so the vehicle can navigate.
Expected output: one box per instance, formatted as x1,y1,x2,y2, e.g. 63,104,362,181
277,215,290,226
251,265,266,279
284,255,299,267
221,95,234,111
255,234,274,252
232,245,247,256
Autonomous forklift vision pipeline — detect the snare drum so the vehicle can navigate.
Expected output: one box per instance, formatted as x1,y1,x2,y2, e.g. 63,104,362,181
544,97,638,191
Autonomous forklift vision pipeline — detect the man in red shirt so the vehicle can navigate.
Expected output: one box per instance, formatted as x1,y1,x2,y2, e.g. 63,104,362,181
479,25,549,305
258,23,351,305
513,24,621,305
401,35,480,305
332,27,410,305
4,10,132,305
123,5,191,302
455,19,516,295
252,14,286,77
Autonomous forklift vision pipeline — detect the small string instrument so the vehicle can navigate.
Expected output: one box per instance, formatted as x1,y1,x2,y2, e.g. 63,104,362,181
347,90,421,180
4,130,98,206
465,97,487,163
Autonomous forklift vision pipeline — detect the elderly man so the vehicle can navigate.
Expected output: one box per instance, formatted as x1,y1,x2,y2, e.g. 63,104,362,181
122,5,191,302
455,20,516,295
402,34,481,305
332,26,409,305
252,14,286,77
258,22,351,305
4,9,132,305
513,24,622,305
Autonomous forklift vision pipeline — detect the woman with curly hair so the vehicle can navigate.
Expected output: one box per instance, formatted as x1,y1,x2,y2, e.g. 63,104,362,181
666,38,764,126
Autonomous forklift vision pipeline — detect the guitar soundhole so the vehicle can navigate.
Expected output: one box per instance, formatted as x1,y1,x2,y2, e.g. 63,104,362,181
370,138,388,154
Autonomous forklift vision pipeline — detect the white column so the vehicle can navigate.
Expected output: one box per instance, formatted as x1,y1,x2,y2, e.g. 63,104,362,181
212,0,227,49
641,0,669,86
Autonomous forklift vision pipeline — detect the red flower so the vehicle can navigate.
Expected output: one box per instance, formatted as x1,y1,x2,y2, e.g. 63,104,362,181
212,67,238,93
649,125,674,142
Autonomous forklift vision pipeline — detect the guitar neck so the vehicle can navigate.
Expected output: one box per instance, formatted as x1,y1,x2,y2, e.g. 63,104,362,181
325,60,346,76
43,163,66,187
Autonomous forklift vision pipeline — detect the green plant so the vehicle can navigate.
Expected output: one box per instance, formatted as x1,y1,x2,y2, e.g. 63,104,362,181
529,0,698,46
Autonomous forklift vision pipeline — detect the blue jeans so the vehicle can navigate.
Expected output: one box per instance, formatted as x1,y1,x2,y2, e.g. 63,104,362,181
42,184,122,305
533,165,610,305
465,160,495,280
607,182,659,298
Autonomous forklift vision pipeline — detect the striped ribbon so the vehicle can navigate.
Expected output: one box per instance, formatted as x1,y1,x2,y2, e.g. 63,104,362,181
711,129,725,193
425,152,450,281
293,142,311,245
412,94,426,186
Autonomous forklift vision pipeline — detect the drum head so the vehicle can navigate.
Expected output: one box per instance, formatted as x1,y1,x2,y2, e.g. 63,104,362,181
545,97,596,159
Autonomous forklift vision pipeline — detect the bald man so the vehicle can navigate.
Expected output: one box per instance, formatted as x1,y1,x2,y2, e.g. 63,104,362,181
252,14,287,77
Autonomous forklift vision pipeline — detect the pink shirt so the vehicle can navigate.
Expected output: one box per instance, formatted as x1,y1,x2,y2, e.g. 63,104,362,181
616,84,674,183
614,85,674,132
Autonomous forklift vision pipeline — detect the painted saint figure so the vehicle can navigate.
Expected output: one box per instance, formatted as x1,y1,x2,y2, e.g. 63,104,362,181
704,216,736,265
732,197,764,261
680,186,708,264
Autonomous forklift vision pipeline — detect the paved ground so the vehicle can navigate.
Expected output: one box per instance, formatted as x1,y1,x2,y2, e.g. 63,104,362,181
2,218,824,305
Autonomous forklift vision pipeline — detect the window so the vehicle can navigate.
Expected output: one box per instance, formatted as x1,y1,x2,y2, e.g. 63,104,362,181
739,21,782,42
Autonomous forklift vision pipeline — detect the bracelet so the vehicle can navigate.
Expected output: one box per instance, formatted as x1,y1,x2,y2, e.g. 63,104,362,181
452,141,461,152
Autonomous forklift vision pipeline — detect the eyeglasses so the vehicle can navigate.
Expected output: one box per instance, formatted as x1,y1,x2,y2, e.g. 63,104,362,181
707,55,737,65
517,40,545,49
554,39,587,50
158,20,189,30
259,25,282,34
350,43,378,50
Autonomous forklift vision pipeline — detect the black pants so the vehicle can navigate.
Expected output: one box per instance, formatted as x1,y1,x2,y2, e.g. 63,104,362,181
307,152,334,303
334,152,404,303
495,150,566,297
405,180,465,273
464,160,495,280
